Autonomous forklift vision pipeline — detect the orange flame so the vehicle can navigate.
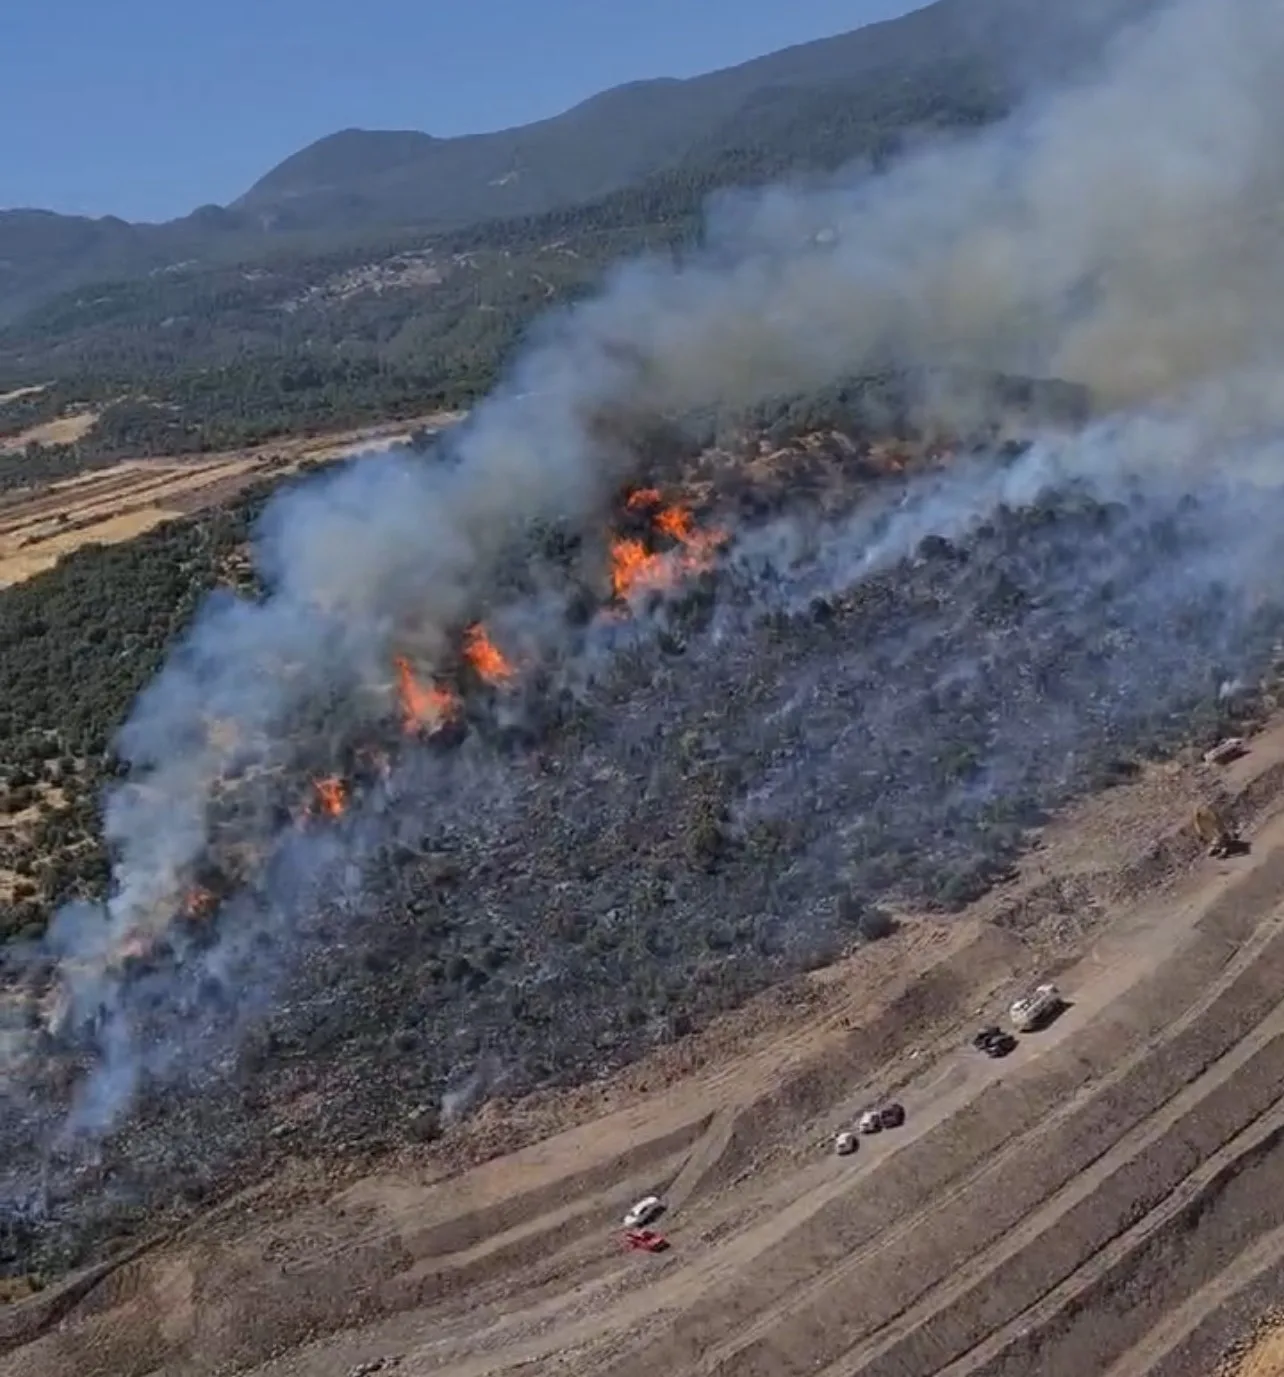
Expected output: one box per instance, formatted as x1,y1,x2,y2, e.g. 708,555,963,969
463,623,514,684
394,654,459,734
653,505,696,541
610,537,669,599
313,776,346,818
609,495,728,601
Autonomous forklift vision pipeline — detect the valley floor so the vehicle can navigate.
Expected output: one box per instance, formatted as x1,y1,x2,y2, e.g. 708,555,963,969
0,411,458,588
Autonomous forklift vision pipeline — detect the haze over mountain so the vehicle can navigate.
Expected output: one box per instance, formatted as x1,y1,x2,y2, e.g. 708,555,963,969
0,0,1161,326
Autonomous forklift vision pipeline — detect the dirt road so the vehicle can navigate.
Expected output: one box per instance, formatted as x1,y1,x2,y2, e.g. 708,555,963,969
8,726,1284,1375
0,412,458,587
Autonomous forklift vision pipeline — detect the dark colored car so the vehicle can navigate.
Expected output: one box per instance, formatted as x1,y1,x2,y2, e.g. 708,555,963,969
974,1026,1017,1058
879,1102,906,1129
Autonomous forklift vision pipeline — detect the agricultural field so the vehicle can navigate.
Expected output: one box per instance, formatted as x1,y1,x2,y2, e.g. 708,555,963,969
0,413,457,588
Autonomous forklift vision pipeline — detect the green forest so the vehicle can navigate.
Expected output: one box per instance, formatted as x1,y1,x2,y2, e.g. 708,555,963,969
0,57,1008,468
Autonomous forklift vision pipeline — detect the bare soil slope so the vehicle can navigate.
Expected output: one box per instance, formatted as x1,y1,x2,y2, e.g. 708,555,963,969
7,717,1284,1375
1221,1318,1284,1377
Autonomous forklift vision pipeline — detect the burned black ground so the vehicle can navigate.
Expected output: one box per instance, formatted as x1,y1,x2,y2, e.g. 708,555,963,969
2,438,1282,1284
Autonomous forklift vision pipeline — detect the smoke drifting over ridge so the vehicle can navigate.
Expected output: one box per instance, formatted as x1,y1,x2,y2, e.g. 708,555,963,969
8,0,1284,1155
555,0,1280,414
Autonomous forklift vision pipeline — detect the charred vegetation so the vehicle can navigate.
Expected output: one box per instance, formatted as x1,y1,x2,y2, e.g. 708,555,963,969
0,404,1282,1281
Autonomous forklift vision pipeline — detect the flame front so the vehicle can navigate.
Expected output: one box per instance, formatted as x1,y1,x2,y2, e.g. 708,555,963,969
394,654,459,734
463,623,514,684
313,776,346,818
610,492,728,601
610,536,669,599
653,505,695,541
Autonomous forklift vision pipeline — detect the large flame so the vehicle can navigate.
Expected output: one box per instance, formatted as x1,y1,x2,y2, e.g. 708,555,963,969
610,537,668,599
393,654,459,735
610,490,729,601
463,623,514,684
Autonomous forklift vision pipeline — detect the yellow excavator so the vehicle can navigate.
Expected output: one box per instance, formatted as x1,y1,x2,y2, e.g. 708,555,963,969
1193,803,1244,859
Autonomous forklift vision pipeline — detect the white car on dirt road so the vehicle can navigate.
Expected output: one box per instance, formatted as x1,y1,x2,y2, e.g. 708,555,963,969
622,1195,665,1228
1009,982,1063,1033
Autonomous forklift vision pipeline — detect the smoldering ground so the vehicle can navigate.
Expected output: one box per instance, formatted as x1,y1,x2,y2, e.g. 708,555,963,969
9,435,1284,1277
4,0,1284,1268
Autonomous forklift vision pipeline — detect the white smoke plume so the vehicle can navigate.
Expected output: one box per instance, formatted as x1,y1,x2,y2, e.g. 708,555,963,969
11,0,1284,1146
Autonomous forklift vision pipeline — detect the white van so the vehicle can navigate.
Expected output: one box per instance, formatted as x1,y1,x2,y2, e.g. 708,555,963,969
1009,982,1062,1033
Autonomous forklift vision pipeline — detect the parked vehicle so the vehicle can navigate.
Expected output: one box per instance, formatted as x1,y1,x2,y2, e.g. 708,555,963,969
1204,737,1247,766
624,1228,669,1252
622,1195,665,1229
1193,803,1245,858
834,1130,858,1156
878,1102,906,1129
1009,982,1063,1033
974,1025,1017,1058
857,1109,883,1135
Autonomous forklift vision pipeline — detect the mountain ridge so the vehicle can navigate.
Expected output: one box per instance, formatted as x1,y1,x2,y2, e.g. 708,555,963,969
0,0,1163,326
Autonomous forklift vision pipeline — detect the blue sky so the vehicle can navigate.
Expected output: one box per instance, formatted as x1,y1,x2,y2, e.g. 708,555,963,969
6,0,919,223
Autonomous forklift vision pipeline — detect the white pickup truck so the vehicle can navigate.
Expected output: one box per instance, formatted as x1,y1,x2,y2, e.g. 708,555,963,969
1009,982,1063,1033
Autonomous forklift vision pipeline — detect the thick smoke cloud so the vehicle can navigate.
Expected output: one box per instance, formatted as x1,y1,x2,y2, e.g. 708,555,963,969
7,0,1284,1154
632,0,1282,420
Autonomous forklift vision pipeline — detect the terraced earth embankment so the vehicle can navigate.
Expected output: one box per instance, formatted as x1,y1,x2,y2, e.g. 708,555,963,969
8,724,1284,1375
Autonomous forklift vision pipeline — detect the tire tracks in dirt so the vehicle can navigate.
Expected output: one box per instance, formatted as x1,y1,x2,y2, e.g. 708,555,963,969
838,997,1284,1375
594,835,1284,1377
